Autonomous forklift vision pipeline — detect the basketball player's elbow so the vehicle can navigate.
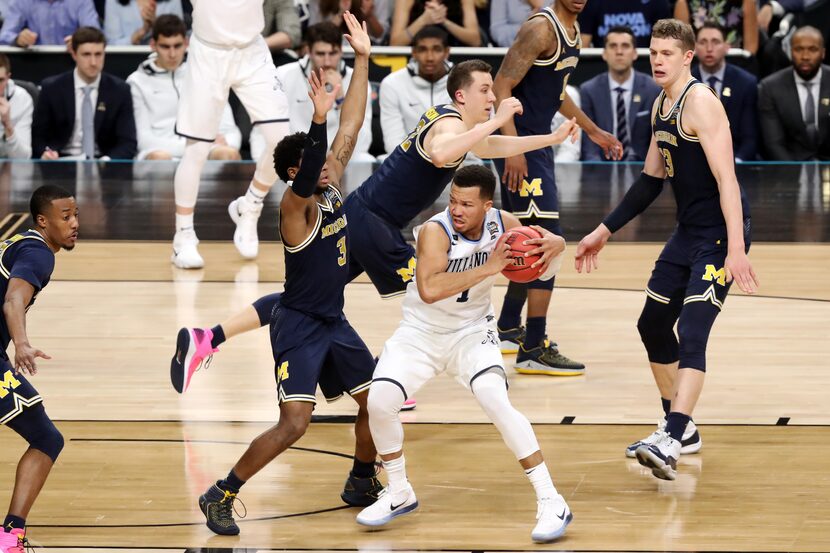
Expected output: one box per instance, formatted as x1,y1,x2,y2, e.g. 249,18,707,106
417,280,441,304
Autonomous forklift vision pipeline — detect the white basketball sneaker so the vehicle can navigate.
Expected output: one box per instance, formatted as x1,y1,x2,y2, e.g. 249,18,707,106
355,484,418,527
625,419,701,458
531,494,573,543
635,430,682,481
228,197,262,260
172,228,204,269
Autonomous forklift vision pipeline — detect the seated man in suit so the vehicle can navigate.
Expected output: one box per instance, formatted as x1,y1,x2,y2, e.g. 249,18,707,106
127,15,241,161
579,25,660,161
693,20,758,162
759,25,830,161
32,27,137,160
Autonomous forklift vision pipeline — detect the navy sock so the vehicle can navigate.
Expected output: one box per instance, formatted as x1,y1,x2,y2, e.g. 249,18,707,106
218,469,246,493
661,398,672,417
351,458,376,478
498,282,526,330
3,515,25,531
665,412,691,442
210,325,226,349
524,316,546,349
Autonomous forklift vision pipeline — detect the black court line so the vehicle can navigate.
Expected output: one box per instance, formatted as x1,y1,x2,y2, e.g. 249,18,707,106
47,278,830,304
53,419,830,427
69,438,354,460
27,505,351,529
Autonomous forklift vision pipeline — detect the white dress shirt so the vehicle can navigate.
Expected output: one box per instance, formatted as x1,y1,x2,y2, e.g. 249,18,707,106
63,69,101,157
699,64,726,97
608,71,635,135
794,67,822,128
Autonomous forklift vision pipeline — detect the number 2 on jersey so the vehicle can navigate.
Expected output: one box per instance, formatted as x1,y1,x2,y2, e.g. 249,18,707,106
336,237,346,266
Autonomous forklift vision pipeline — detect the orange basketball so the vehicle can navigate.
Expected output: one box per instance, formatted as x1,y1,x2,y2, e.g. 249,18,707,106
496,226,544,283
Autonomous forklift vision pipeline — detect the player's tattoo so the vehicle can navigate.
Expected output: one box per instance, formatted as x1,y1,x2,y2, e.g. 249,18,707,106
498,19,556,85
335,134,355,168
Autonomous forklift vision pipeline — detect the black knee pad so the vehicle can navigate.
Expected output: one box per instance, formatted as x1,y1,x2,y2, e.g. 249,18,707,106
253,293,281,326
7,404,64,462
637,297,680,364
522,218,560,291
677,302,720,372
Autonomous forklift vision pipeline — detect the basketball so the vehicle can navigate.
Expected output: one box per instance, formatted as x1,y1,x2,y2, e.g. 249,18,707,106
496,226,544,283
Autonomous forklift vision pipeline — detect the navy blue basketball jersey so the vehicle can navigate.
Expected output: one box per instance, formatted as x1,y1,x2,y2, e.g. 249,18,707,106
653,79,750,229
280,186,350,320
354,104,466,229
0,231,55,354
511,7,581,135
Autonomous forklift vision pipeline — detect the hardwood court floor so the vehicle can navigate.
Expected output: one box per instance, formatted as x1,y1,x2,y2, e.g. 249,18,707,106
0,241,828,551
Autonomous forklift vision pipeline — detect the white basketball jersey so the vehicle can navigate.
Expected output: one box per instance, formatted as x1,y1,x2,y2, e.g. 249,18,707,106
402,208,505,332
192,0,265,47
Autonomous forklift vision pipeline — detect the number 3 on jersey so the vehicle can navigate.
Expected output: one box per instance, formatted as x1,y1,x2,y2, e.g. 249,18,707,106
336,237,346,266
659,148,675,178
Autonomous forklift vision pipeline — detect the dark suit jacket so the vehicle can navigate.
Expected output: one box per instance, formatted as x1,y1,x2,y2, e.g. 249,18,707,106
32,71,137,159
693,63,759,161
758,64,830,161
579,70,661,161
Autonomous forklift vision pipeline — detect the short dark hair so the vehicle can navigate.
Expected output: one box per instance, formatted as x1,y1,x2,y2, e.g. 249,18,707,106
30,185,73,223
413,25,449,49
452,164,496,201
447,59,492,100
605,25,635,45
0,54,10,73
697,19,727,40
71,26,106,51
153,14,187,41
305,22,342,48
273,132,306,182
651,19,695,52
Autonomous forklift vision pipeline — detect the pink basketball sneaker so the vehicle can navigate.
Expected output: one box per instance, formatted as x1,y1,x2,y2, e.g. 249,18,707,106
170,327,218,393
0,528,25,553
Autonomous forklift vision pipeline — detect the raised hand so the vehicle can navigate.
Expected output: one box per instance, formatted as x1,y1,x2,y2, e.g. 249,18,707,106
494,96,523,126
342,10,371,56
308,68,340,122
550,117,579,145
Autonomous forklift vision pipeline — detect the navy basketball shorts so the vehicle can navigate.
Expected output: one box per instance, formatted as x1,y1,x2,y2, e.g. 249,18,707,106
0,357,43,425
646,221,752,311
270,306,375,404
494,146,560,225
343,194,416,299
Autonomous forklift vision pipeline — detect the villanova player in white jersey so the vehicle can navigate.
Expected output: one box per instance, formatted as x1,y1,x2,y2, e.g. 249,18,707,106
357,165,573,543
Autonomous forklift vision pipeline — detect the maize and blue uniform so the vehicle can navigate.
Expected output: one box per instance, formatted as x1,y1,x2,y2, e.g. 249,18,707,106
643,79,751,371
271,186,374,404
494,6,581,231
0,231,54,425
345,104,466,298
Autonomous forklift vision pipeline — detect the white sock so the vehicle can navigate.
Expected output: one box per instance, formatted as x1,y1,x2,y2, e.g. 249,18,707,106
175,213,194,232
525,462,557,501
244,182,267,206
382,455,409,497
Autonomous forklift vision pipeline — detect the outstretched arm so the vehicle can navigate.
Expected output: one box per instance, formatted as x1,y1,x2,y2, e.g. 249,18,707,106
328,11,371,183
4,277,51,375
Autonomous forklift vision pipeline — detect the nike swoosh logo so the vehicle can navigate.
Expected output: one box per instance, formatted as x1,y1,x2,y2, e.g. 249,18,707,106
556,508,567,520
390,501,405,510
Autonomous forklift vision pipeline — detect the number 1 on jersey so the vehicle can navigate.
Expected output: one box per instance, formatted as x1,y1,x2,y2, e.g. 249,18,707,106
457,289,469,303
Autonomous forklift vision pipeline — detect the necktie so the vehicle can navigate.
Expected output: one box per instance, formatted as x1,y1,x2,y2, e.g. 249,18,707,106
803,82,818,143
707,75,719,97
615,86,630,158
82,85,95,160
